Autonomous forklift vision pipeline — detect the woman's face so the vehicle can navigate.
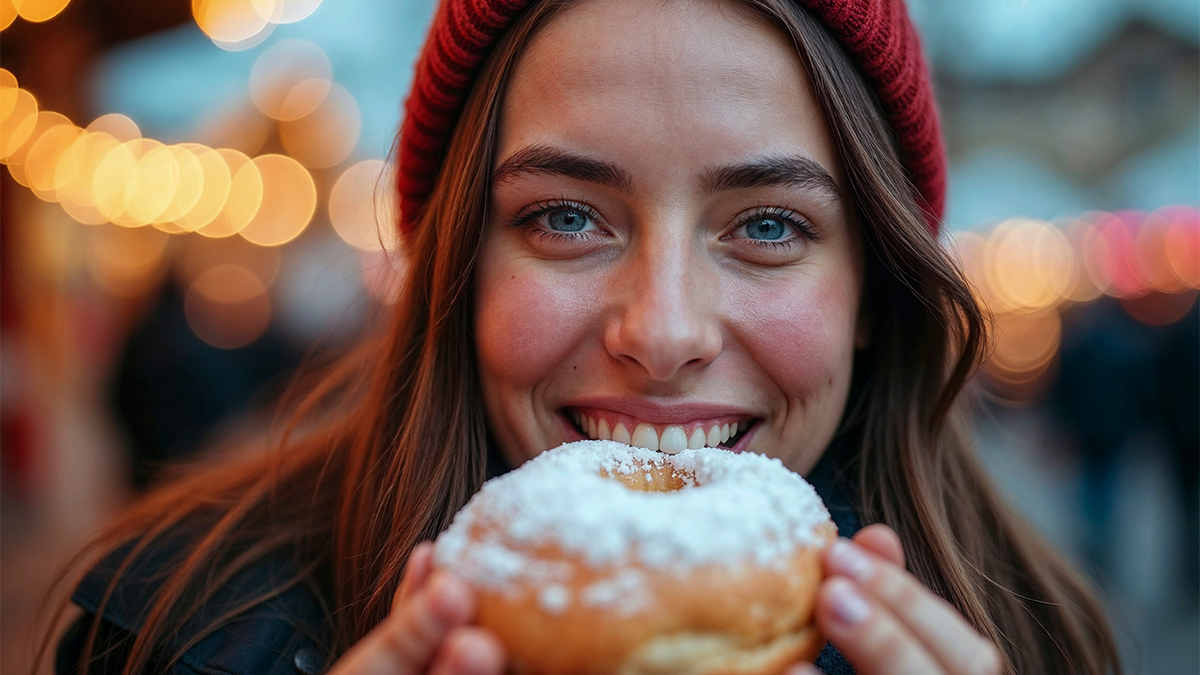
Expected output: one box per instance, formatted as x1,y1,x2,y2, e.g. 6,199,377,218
474,0,865,476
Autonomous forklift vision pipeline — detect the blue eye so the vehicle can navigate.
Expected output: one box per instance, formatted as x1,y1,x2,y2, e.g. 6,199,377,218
510,200,604,240
728,207,818,248
548,208,590,232
744,217,787,240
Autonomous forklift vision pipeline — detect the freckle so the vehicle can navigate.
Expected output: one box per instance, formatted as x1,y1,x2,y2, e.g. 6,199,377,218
828,376,834,386
573,365,577,370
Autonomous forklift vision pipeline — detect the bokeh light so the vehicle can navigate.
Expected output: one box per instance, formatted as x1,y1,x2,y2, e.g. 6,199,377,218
1,68,21,111
193,0,323,51
1,0,17,30
1080,211,1146,298
1058,216,1104,303
25,121,81,201
950,207,1200,397
184,263,272,349
174,144,232,232
237,153,315,246
1160,206,1199,289
56,131,121,224
199,148,263,238
278,82,360,168
948,230,995,307
251,0,322,24
192,0,273,51
13,0,71,23
328,159,398,251
985,218,1074,313
1,87,39,161
92,139,141,225
85,113,141,143
249,38,332,121
1138,209,1189,294
154,145,206,225
5,110,71,186
988,310,1062,385
132,142,184,229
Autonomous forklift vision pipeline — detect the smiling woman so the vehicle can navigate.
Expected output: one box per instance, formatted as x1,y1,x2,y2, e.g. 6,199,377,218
476,0,861,479
43,1,1120,675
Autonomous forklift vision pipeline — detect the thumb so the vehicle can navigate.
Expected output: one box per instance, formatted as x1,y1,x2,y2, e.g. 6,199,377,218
333,572,475,675
851,524,904,567
381,573,476,674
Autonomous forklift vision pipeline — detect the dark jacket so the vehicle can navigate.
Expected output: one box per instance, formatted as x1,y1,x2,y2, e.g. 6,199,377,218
58,447,861,675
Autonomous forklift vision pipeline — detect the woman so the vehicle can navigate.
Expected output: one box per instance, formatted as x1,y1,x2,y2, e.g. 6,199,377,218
44,0,1121,674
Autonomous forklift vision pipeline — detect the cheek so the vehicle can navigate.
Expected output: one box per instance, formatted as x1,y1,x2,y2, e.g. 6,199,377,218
475,267,595,390
732,272,858,396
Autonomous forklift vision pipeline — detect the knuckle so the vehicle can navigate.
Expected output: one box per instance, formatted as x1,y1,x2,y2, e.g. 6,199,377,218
382,593,446,662
874,630,913,666
377,619,425,665
879,572,923,609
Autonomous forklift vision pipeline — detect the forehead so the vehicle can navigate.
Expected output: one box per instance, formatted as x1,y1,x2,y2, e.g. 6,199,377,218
497,0,841,183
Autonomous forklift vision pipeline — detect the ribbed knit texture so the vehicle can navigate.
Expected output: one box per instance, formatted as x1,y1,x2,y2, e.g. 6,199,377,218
397,0,945,235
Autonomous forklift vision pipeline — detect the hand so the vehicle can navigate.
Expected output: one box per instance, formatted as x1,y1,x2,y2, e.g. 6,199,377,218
327,542,506,675
788,524,1002,675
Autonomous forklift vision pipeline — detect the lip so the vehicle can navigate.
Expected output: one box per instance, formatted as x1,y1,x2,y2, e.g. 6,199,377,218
560,396,758,425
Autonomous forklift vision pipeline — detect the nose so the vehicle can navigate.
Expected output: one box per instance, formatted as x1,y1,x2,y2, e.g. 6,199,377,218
604,240,722,381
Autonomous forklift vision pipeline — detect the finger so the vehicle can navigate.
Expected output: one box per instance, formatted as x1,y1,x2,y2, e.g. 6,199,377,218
816,577,944,675
852,524,904,567
394,542,436,612
376,572,476,675
825,539,1002,675
428,627,506,675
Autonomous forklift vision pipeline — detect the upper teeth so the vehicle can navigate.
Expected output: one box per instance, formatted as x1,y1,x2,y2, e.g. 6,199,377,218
573,412,742,454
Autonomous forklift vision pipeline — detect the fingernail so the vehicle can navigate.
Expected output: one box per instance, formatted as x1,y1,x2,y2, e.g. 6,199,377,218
827,578,871,626
428,574,473,622
784,665,819,675
828,539,874,583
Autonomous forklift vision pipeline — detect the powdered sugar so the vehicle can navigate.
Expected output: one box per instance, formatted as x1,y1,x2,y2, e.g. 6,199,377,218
538,584,570,613
434,440,831,612
580,568,651,615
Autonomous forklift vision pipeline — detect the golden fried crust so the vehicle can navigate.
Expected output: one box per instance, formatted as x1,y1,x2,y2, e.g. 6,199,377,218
476,521,838,675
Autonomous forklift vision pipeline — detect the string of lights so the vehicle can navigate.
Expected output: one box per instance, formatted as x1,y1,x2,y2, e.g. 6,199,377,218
0,0,1195,366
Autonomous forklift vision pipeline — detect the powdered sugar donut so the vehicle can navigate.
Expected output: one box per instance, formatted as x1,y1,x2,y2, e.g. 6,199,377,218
434,440,837,675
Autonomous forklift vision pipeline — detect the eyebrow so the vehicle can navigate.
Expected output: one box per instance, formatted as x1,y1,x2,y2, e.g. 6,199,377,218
700,155,841,199
492,145,634,192
492,145,840,200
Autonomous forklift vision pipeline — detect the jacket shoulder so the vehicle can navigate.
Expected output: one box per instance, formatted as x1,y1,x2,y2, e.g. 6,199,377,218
67,535,334,675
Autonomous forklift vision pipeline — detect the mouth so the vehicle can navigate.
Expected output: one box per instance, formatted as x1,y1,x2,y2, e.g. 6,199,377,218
562,406,759,454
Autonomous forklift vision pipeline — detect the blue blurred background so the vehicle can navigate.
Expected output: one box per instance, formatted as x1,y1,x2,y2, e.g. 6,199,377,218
1,1,1196,672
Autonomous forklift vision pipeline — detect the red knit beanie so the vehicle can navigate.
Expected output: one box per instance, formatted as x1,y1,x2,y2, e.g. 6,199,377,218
397,0,945,235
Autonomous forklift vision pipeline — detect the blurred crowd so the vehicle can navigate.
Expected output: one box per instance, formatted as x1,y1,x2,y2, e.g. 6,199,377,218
1,0,1196,673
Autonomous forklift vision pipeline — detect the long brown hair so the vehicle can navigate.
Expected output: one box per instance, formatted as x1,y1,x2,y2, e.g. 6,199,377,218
40,1,1120,674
